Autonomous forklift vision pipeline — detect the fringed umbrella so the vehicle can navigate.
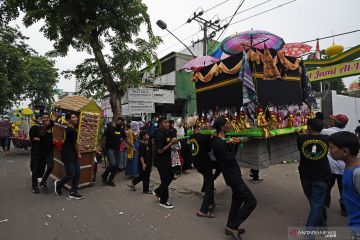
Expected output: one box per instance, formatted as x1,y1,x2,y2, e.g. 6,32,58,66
182,55,220,72
282,43,312,57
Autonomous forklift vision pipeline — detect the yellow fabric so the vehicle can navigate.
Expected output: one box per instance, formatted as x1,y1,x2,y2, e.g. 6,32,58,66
126,129,134,159
193,60,243,82
276,50,300,70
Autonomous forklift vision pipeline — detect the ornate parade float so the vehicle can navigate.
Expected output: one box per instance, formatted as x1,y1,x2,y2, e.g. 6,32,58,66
51,96,102,188
184,30,317,169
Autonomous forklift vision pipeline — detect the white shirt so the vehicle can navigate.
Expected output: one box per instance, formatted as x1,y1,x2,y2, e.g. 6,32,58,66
321,127,346,175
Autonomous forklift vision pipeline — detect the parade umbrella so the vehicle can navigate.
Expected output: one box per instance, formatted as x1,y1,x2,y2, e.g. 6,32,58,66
221,29,285,55
282,43,312,57
182,55,220,72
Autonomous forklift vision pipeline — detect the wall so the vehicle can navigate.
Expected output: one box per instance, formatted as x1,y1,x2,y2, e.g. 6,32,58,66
331,90,360,132
175,71,197,115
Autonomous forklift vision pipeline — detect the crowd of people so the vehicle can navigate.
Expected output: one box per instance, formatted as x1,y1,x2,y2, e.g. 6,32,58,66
1,111,360,240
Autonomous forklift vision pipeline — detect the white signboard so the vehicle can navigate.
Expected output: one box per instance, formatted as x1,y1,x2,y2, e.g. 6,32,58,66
153,89,175,104
127,88,153,102
100,98,111,110
121,104,130,116
128,102,155,114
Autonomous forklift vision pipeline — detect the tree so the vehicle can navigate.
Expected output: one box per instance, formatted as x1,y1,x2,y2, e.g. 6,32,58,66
0,25,32,112
311,78,348,95
1,0,161,118
23,55,59,109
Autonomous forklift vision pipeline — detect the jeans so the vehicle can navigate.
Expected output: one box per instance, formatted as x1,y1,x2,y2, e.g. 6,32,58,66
31,153,54,188
0,137,10,151
132,162,152,192
227,178,257,229
102,149,121,183
59,160,80,194
154,166,173,204
301,180,328,227
200,171,215,213
119,151,127,169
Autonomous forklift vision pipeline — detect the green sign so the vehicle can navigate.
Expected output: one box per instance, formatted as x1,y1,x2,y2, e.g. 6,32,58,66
307,59,360,82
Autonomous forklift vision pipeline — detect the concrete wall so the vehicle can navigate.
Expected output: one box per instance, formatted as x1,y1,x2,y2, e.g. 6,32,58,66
331,90,360,132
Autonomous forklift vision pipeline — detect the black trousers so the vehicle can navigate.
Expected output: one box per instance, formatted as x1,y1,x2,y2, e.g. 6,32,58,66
201,161,221,192
227,178,257,229
32,153,54,188
250,169,260,180
199,171,215,213
133,163,152,192
154,165,173,204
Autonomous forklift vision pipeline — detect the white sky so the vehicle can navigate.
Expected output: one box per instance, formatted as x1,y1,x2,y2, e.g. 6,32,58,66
11,0,360,94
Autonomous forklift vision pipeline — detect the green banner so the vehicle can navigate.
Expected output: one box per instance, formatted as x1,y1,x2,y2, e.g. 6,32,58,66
187,126,307,138
307,59,360,82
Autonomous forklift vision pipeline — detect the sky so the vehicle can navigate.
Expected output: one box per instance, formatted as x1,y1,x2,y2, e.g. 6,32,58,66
11,0,360,94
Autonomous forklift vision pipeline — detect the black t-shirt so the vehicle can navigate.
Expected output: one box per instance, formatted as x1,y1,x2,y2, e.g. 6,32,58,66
29,125,42,156
104,125,126,150
61,126,78,163
297,134,332,181
213,137,242,186
190,133,212,172
39,125,54,155
155,129,172,167
139,141,152,165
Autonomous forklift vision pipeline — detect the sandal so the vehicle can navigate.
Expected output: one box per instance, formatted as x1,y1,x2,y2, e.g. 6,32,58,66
196,211,215,218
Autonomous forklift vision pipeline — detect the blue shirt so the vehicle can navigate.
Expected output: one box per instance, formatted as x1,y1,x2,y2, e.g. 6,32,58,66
343,165,360,228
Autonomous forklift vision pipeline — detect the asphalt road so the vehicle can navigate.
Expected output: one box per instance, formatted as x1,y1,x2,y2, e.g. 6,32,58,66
0,150,347,240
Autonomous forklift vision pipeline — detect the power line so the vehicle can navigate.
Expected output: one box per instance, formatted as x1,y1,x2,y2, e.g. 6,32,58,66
158,29,202,54
160,0,232,39
229,0,296,27
208,0,246,53
302,29,360,44
204,0,232,13
221,0,273,21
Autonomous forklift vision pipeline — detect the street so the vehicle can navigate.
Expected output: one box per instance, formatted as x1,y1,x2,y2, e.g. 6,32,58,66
0,150,347,240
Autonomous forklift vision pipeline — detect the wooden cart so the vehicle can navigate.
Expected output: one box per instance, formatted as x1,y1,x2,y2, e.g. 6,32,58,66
51,96,102,189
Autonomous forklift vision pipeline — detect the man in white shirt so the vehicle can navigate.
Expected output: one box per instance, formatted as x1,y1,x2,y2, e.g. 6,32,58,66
321,114,348,217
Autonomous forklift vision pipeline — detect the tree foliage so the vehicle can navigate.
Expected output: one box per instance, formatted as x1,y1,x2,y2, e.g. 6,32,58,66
23,55,59,109
0,25,58,113
1,0,161,118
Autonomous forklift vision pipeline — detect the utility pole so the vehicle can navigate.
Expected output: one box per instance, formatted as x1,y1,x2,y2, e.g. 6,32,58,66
187,11,228,56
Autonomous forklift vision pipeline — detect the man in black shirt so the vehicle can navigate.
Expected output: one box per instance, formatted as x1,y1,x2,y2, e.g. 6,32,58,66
191,124,216,218
297,118,331,228
29,114,42,174
128,131,152,193
213,116,256,240
54,113,84,200
37,113,54,192
101,118,127,186
153,117,178,209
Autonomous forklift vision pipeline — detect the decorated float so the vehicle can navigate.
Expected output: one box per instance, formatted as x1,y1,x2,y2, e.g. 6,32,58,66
10,108,35,149
51,96,102,188
184,30,317,169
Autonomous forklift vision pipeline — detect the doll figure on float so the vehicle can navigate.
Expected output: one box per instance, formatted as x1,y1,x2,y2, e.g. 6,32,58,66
239,107,252,131
268,106,278,130
257,107,271,138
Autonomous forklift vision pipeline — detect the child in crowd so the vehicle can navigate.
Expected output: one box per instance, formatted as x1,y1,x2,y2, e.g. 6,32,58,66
328,131,360,237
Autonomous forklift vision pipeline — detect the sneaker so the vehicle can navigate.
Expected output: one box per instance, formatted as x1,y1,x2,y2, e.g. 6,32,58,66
69,192,84,200
32,188,40,194
251,178,264,183
54,180,62,195
159,202,174,209
107,182,116,187
152,190,160,200
40,182,48,191
225,228,243,240
127,183,136,191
